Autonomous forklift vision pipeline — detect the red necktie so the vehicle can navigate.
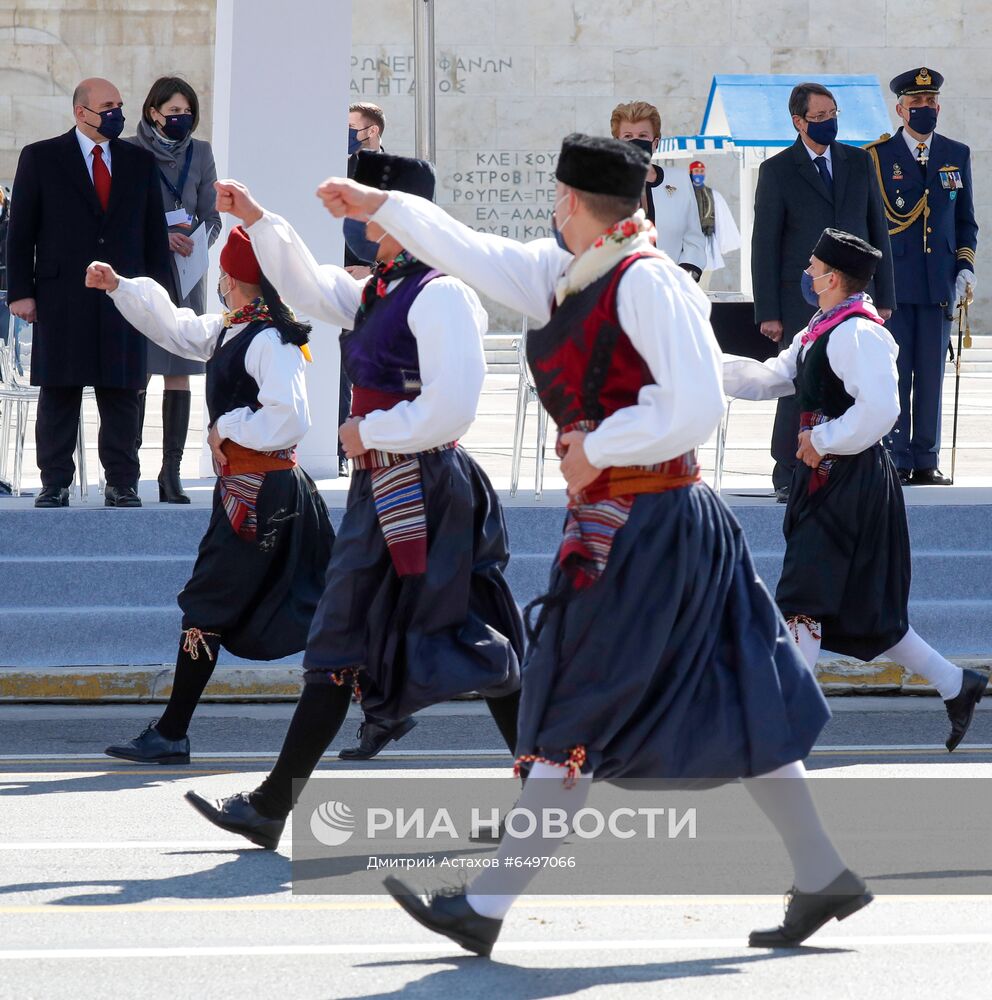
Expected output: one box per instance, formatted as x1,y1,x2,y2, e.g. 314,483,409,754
92,144,111,211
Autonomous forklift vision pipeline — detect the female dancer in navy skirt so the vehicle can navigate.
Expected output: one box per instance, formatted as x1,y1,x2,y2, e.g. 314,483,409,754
318,133,872,954
182,156,523,850
724,228,986,752
88,226,333,765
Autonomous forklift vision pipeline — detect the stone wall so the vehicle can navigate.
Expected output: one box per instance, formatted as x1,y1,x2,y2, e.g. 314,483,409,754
0,0,215,184
2,0,990,326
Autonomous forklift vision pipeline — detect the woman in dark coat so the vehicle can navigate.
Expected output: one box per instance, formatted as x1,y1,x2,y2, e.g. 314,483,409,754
127,76,222,503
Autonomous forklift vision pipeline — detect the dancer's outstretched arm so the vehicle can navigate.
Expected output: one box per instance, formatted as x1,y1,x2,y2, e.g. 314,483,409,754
215,180,363,330
87,261,223,361
316,177,569,325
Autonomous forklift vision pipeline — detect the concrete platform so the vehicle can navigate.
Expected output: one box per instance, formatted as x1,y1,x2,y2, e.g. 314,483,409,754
2,372,991,700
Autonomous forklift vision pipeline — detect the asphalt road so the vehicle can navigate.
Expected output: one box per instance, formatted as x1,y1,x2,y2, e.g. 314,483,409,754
1,699,990,1000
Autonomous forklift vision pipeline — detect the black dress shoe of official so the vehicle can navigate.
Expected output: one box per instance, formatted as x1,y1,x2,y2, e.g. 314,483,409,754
384,876,502,957
105,485,142,507
749,869,873,948
184,790,285,850
897,468,912,486
911,468,952,485
774,485,790,504
945,668,987,752
34,486,70,508
338,717,417,760
105,723,190,764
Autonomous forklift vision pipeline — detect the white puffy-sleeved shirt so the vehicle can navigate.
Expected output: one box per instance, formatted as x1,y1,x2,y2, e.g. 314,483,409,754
246,212,487,454
108,276,310,452
372,191,726,468
722,316,900,456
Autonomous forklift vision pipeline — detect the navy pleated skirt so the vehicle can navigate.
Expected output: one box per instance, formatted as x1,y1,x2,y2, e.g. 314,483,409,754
777,443,911,660
179,467,334,660
302,447,523,719
516,482,830,782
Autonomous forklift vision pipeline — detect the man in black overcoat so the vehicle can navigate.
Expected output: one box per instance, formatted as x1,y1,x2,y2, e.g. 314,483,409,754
6,77,171,507
751,81,895,500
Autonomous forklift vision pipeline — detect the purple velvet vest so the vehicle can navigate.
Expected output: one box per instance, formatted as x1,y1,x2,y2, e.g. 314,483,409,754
340,266,441,399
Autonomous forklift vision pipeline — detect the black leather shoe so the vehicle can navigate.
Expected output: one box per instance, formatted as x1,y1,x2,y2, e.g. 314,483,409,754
774,486,790,504
338,716,417,760
911,468,951,485
184,790,285,850
897,469,912,486
338,458,350,477
105,485,142,507
34,486,70,508
749,869,873,948
384,876,502,957
105,723,190,764
945,668,988,751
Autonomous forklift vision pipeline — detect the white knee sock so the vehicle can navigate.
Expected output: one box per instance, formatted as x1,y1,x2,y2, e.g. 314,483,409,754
882,626,962,700
789,619,822,671
466,761,593,920
743,760,847,893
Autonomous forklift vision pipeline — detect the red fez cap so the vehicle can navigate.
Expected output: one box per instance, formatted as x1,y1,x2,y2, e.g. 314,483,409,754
219,225,262,285
689,160,705,171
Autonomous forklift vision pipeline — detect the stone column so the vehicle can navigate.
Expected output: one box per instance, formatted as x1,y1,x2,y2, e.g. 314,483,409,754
209,0,352,477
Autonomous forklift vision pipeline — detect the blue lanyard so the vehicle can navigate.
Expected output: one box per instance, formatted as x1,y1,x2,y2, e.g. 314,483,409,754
158,145,194,210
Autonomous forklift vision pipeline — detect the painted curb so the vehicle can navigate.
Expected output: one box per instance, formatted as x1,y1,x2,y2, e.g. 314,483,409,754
0,661,988,702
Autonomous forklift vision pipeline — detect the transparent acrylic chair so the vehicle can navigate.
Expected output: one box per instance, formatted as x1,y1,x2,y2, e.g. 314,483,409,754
509,317,550,499
0,317,97,497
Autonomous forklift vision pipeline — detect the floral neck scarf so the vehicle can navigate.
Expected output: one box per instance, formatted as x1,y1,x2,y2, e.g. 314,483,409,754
554,210,659,305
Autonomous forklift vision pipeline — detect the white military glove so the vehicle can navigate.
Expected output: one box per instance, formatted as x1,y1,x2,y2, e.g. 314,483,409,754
956,269,976,304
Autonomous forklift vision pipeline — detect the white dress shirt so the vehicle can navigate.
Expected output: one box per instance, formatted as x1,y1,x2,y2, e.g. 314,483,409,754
247,212,487,454
902,128,932,160
75,127,112,181
722,316,900,455
372,191,726,469
108,276,310,451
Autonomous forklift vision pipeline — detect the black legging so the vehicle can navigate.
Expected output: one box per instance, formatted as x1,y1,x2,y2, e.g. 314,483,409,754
250,684,521,820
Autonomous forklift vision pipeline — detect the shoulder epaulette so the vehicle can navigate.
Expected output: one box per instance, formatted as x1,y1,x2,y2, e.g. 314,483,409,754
863,133,891,150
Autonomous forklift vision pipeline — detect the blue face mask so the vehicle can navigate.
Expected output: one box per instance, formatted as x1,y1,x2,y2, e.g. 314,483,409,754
343,218,379,264
804,116,838,146
907,105,938,136
691,174,706,188
551,196,572,253
801,269,834,307
348,126,365,155
87,106,125,140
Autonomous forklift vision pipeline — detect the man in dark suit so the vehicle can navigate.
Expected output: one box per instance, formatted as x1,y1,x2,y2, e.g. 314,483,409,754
867,68,978,485
752,81,895,500
6,77,171,507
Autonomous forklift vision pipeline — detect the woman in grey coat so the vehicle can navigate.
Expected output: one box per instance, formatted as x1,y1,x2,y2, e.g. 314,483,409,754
127,76,222,502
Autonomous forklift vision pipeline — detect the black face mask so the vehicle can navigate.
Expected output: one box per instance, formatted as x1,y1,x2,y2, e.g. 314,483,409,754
86,106,125,141
627,138,654,156
159,113,194,141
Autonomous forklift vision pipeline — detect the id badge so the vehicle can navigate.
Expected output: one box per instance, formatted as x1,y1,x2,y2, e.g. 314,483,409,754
165,207,193,228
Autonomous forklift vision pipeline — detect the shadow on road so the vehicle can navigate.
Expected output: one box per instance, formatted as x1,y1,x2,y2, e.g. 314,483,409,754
347,947,846,998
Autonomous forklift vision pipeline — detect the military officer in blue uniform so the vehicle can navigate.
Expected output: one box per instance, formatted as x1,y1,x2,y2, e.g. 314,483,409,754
866,67,978,484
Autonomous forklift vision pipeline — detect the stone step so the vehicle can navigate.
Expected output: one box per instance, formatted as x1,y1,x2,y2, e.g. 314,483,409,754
2,549,989,608
486,363,520,374
3,596,988,666
2,503,989,667
2,504,990,555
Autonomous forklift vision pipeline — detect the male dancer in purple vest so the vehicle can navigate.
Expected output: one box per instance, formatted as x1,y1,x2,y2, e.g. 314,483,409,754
185,155,523,847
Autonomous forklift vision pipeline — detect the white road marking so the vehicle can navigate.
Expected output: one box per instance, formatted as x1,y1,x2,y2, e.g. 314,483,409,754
2,933,992,960
1,744,990,763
